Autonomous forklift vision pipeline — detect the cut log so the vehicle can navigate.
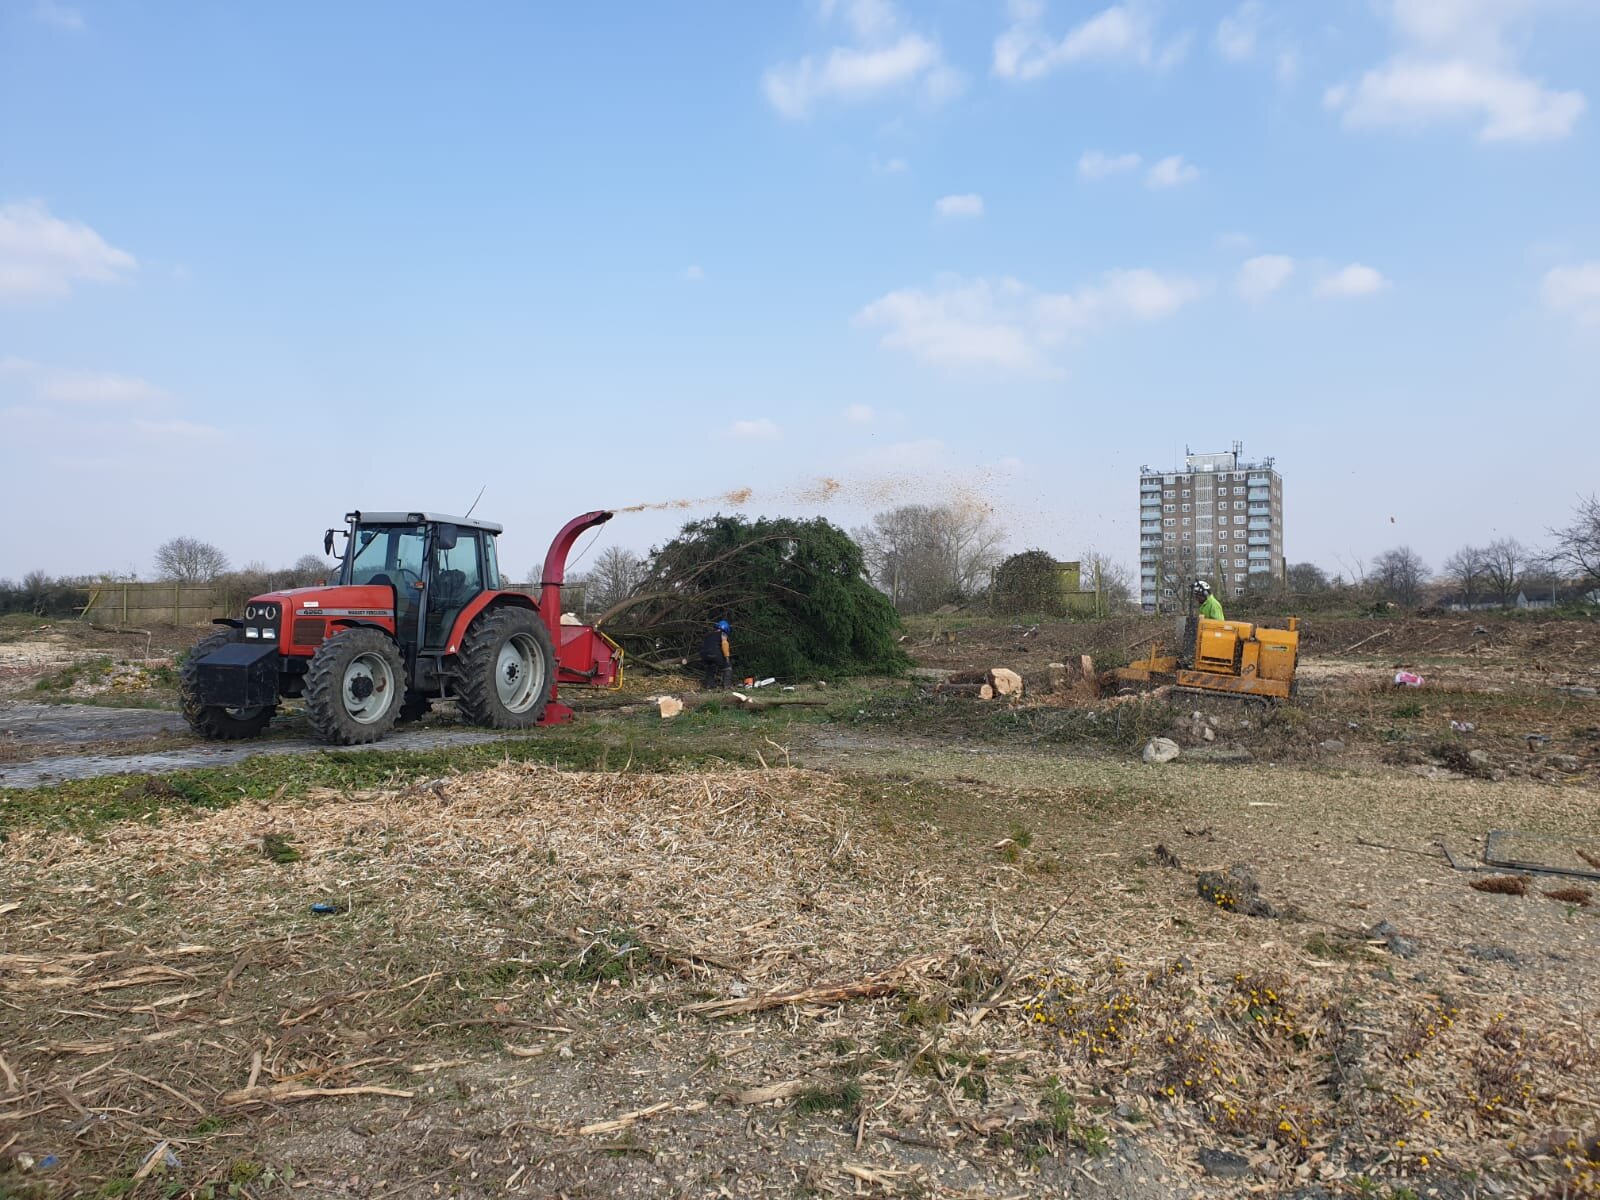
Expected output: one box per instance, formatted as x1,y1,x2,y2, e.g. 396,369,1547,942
1046,662,1069,693
657,696,684,719
987,667,1023,697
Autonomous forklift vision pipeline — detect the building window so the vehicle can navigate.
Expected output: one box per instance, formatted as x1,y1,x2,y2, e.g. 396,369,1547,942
1163,504,1175,513
1182,532,1191,540
1232,500,1244,510
1235,558,1246,568
1182,503,1190,512
1182,517,1191,526
1234,515,1245,525
1164,518,1175,527
1163,490,1174,499
1182,489,1191,498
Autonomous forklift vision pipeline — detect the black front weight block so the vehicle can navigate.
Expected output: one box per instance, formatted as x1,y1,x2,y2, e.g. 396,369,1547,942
193,641,282,709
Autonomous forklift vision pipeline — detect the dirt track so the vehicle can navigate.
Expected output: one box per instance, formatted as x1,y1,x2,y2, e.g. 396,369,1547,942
0,702,512,788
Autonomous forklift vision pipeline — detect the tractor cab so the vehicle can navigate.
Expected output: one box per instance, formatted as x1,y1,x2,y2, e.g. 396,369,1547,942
333,511,504,653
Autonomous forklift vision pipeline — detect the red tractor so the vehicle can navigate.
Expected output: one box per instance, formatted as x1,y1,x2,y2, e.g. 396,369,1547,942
179,509,622,745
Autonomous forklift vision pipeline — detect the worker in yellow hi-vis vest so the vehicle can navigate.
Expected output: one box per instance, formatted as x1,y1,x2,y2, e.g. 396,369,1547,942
1192,579,1225,621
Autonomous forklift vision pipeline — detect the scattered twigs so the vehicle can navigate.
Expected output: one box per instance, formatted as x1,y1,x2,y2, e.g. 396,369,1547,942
681,954,946,1019
576,1098,707,1136
219,1083,414,1109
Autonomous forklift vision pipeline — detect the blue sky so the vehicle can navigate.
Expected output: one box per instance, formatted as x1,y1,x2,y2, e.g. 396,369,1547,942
3,0,1597,583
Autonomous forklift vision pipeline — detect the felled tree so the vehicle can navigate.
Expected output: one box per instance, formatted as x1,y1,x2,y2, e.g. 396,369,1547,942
604,514,908,679
990,549,1065,616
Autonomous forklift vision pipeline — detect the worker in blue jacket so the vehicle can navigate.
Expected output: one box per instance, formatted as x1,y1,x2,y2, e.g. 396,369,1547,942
699,619,732,690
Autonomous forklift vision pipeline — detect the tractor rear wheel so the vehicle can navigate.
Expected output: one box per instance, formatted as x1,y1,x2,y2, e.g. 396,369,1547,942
454,606,554,729
305,628,405,745
180,629,278,740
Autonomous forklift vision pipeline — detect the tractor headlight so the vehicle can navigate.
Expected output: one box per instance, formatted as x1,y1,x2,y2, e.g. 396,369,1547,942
245,628,260,638
261,628,276,639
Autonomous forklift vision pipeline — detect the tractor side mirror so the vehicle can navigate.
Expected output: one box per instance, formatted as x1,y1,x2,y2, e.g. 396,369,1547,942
436,523,459,551
323,530,335,556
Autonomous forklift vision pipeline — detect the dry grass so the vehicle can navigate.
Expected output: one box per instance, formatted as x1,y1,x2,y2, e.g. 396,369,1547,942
3,757,1600,1198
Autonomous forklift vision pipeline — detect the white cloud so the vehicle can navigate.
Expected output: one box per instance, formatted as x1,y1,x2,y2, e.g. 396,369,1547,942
821,0,900,42
1542,262,1600,325
1326,2,1586,142
728,418,782,440
1145,155,1199,189
873,156,910,174
1078,149,1141,180
855,269,1204,375
1216,231,1253,252
0,201,137,301
763,2,960,118
855,437,947,471
35,1,84,31
1214,1,1260,61
682,264,705,282
934,193,984,219
994,2,1189,80
0,359,220,445
845,403,876,424
1235,255,1295,301
0,358,170,407
1326,58,1584,142
1315,263,1389,297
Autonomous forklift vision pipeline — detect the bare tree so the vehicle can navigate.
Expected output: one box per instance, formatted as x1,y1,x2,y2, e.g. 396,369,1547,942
1479,538,1528,607
854,502,1006,614
1286,562,1330,593
291,553,333,585
1441,545,1486,608
154,536,229,583
1370,546,1428,607
1549,494,1600,587
1078,548,1134,615
582,546,646,612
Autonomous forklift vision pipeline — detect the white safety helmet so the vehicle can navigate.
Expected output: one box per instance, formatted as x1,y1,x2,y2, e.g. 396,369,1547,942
1192,579,1212,600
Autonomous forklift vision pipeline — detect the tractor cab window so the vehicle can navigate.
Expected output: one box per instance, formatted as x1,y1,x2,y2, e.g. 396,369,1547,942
347,526,426,591
482,536,501,590
426,530,483,647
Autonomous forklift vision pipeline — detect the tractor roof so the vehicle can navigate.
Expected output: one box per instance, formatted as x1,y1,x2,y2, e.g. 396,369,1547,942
348,511,504,534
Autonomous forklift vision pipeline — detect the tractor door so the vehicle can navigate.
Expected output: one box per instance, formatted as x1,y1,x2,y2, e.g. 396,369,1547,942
423,524,484,649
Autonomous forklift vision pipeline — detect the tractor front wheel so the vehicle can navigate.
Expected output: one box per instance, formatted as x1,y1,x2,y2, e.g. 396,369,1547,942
180,629,277,740
304,628,405,745
454,607,555,729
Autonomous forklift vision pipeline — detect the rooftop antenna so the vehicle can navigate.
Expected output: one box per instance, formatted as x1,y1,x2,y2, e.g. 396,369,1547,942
464,484,487,520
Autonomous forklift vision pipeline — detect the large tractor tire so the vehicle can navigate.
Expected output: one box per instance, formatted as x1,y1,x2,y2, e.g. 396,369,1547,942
304,628,405,745
454,606,555,729
180,629,278,740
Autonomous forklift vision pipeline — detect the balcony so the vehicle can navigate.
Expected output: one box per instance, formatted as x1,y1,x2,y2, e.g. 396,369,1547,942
1248,472,1269,484
1140,483,1162,494
1247,519,1271,531
1248,488,1270,502
1248,534,1271,546
1248,562,1271,574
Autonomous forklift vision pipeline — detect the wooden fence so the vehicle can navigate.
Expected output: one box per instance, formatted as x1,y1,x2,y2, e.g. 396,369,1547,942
81,582,237,628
